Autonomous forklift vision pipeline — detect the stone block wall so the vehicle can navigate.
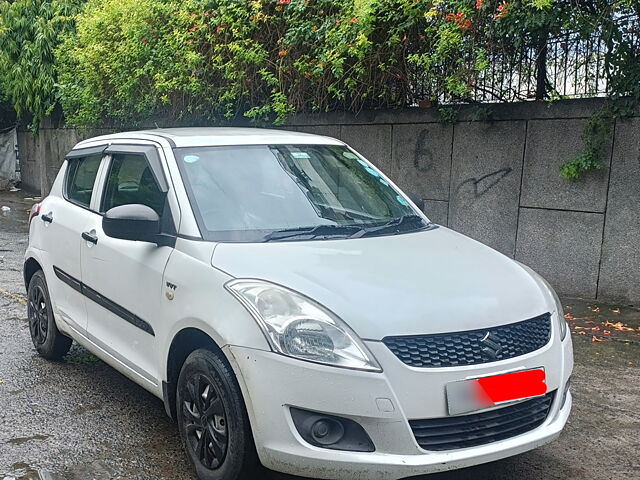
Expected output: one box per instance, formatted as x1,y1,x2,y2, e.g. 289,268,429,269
16,98,640,304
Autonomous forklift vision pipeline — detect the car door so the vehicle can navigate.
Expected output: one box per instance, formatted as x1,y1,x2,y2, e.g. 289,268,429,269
80,144,175,389
43,148,106,336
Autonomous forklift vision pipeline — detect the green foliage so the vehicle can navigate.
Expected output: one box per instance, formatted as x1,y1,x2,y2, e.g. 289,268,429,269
529,0,553,9
0,0,83,130
58,0,604,127
559,115,608,180
57,0,360,126
561,1,640,179
0,0,638,187
560,100,636,180
437,106,458,124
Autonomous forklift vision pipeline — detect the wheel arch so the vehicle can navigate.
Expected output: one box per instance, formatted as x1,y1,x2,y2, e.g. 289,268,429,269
24,257,43,291
164,327,227,420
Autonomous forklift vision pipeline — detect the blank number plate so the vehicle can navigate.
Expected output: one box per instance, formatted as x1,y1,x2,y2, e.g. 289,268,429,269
446,368,547,415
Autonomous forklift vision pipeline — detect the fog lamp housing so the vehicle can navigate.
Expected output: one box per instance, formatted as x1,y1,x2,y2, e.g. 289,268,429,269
290,407,375,452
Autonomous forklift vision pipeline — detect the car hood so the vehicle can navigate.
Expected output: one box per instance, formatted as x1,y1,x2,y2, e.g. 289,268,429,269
211,227,553,340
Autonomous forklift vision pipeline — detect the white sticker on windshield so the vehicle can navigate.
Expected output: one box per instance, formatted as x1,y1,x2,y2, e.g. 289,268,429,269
183,155,200,164
291,152,311,159
342,152,359,159
396,195,410,206
365,166,380,178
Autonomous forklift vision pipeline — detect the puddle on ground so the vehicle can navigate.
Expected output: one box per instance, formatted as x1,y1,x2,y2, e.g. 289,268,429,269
6,434,50,446
4,462,40,480
0,191,35,234
4,317,28,326
63,351,100,365
54,460,119,480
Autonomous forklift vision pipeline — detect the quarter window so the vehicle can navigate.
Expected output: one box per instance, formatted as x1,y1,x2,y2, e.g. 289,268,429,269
65,154,102,208
101,153,165,216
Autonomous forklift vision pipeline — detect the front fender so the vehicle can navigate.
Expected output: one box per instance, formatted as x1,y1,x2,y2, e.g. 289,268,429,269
158,246,270,382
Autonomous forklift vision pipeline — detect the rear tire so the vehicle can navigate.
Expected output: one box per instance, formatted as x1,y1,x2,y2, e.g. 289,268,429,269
27,270,72,360
176,349,260,480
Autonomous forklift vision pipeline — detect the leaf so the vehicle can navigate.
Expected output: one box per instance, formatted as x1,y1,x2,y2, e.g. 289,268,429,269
529,0,553,9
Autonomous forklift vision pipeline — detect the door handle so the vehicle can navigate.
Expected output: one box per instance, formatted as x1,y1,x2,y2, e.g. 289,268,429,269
41,213,53,224
81,231,98,245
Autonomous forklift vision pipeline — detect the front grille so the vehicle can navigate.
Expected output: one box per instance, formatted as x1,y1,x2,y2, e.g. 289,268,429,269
409,391,555,451
383,313,551,368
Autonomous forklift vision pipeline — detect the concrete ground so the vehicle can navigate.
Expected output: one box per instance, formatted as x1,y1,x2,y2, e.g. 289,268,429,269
1,190,639,480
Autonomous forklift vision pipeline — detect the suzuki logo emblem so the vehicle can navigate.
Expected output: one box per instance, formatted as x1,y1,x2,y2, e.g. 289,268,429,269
480,331,503,360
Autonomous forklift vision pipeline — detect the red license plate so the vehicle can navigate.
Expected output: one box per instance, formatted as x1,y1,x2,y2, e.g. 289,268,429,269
446,368,547,415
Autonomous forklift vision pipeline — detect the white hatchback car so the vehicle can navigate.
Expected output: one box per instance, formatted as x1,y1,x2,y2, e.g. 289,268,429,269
24,128,573,480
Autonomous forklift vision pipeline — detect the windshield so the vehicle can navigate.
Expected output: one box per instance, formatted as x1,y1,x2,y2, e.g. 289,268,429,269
175,144,430,242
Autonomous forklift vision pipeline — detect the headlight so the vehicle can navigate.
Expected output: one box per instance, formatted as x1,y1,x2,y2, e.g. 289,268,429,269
225,279,382,372
518,263,568,340
541,276,568,340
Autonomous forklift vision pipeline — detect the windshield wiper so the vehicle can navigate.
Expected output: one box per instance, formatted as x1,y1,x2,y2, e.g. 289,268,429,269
263,216,431,242
263,224,362,242
350,215,428,239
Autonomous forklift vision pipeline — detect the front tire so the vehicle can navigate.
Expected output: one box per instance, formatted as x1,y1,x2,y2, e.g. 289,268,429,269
176,349,260,480
27,270,72,360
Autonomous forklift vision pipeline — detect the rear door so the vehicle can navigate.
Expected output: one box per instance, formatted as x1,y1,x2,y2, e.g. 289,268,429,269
42,148,106,335
80,144,175,388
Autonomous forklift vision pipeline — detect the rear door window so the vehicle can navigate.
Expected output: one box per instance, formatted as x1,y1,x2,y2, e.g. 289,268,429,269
65,154,102,208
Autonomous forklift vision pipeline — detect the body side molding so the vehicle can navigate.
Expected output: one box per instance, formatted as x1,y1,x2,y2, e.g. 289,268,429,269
53,266,155,336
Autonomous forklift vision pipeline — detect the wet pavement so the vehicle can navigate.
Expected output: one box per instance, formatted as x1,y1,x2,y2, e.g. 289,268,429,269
1,190,639,480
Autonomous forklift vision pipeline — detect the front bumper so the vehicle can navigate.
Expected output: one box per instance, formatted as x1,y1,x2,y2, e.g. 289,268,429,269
227,332,573,480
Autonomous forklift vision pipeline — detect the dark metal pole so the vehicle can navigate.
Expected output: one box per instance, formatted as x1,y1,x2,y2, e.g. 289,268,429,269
535,32,549,100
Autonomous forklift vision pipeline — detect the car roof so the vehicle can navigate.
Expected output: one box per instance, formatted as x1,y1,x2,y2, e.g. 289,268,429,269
74,127,345,149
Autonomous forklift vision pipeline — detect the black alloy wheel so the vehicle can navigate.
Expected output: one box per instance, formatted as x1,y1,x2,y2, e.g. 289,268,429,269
176,349,260,480
182,373,229,469
26,270,72,359
28,282,48,346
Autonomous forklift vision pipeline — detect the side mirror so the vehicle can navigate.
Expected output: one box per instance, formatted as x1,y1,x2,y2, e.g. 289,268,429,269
406,192,425,212
103,204,160,243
